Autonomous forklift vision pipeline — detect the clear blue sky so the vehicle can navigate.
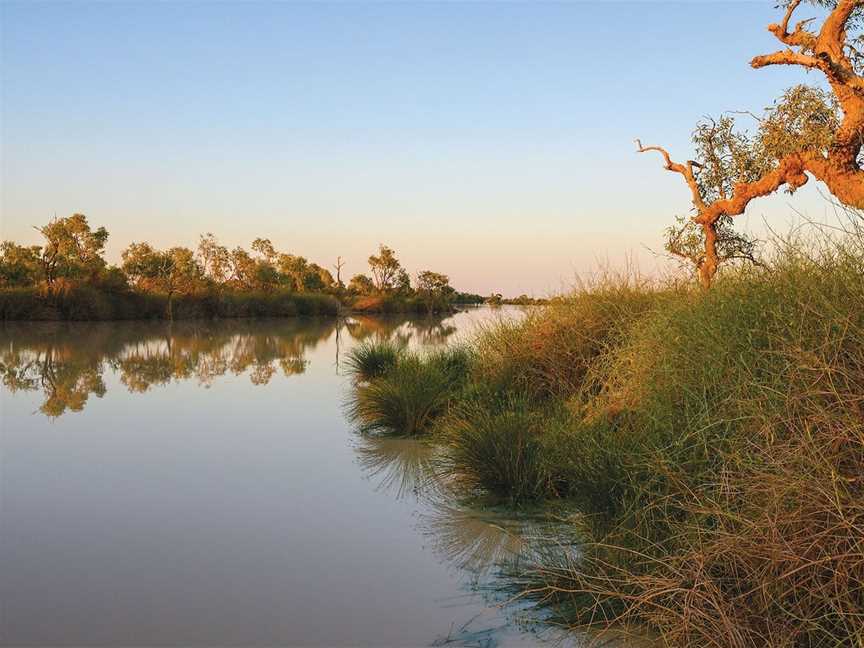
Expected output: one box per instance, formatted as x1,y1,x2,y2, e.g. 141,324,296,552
0,1,832,295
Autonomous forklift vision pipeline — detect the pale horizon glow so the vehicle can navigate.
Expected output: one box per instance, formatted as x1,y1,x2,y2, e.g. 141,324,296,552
0,1,839,295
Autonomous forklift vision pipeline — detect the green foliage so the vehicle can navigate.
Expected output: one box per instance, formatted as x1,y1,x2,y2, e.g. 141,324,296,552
438,396,562,502
0,287,338,321
692,115,769,202
368,244,404,293
346,345,469,437
348,273,375,295
34,213,109,284
662,84,842,282
416,270,455,312
0,241,42,287
665,213,762,271
345,340,404,381
759,85,840,161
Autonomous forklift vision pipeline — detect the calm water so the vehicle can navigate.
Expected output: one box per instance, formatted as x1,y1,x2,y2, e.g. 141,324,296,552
0,307,567,647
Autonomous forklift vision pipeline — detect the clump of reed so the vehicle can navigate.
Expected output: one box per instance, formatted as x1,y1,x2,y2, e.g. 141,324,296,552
436,396,567,503
344,340,404,381
470,274,662,401
346,343,470,436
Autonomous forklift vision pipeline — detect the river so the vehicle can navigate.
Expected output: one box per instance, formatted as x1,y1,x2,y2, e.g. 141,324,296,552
0,307,581,647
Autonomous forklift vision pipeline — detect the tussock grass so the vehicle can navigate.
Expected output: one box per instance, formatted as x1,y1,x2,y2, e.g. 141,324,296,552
507,217,864,646
345,340,404,381
471,275,662,401
346,344,469,437
346,210,864,645
437,396,565,503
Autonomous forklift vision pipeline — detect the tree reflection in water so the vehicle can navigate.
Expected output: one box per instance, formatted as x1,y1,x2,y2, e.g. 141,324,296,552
0,312,461,419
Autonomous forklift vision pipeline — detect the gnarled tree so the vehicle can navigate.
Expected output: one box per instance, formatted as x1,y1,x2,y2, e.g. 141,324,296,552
639,0,863,288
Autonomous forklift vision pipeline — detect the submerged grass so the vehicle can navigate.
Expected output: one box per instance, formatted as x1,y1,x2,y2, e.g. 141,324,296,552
346,210,864,646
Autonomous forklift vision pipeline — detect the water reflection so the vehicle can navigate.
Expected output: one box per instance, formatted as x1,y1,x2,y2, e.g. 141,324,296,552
354,436,443,500
353,432,575,646
354,433,556,574
0,313,460,418
345,314,458,347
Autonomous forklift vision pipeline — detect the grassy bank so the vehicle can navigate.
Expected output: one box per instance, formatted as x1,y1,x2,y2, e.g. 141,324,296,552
0,286,340,320
345,222,864,646
349,293,455,314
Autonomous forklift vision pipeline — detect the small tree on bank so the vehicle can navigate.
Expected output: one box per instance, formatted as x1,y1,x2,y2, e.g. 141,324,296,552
416,270,454,312
638,0,864,288
368,245,403,293
33,214,109,286
121,243,203,319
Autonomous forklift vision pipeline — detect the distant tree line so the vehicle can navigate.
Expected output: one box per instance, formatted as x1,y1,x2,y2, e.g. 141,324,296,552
0,214,501,319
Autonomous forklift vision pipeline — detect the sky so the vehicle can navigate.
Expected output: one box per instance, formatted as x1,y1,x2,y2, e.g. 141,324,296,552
0,1,840,295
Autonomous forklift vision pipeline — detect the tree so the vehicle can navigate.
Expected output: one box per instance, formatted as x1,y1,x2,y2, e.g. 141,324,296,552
121,243,203,319
394,268,412,296
0,241,42,287
251,238,278,264
348,273,375,295
638,0,864,288
368,245,403,293
227,246,257,290
197,233,231,284
33,213,108,286
416,270,454,312
277,253,309,292
308,263,335,292
333,256,346,288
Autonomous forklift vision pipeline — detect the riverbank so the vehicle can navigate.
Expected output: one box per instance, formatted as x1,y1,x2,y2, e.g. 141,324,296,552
345,225,864,646
0,286,341,320
0,286,465,320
